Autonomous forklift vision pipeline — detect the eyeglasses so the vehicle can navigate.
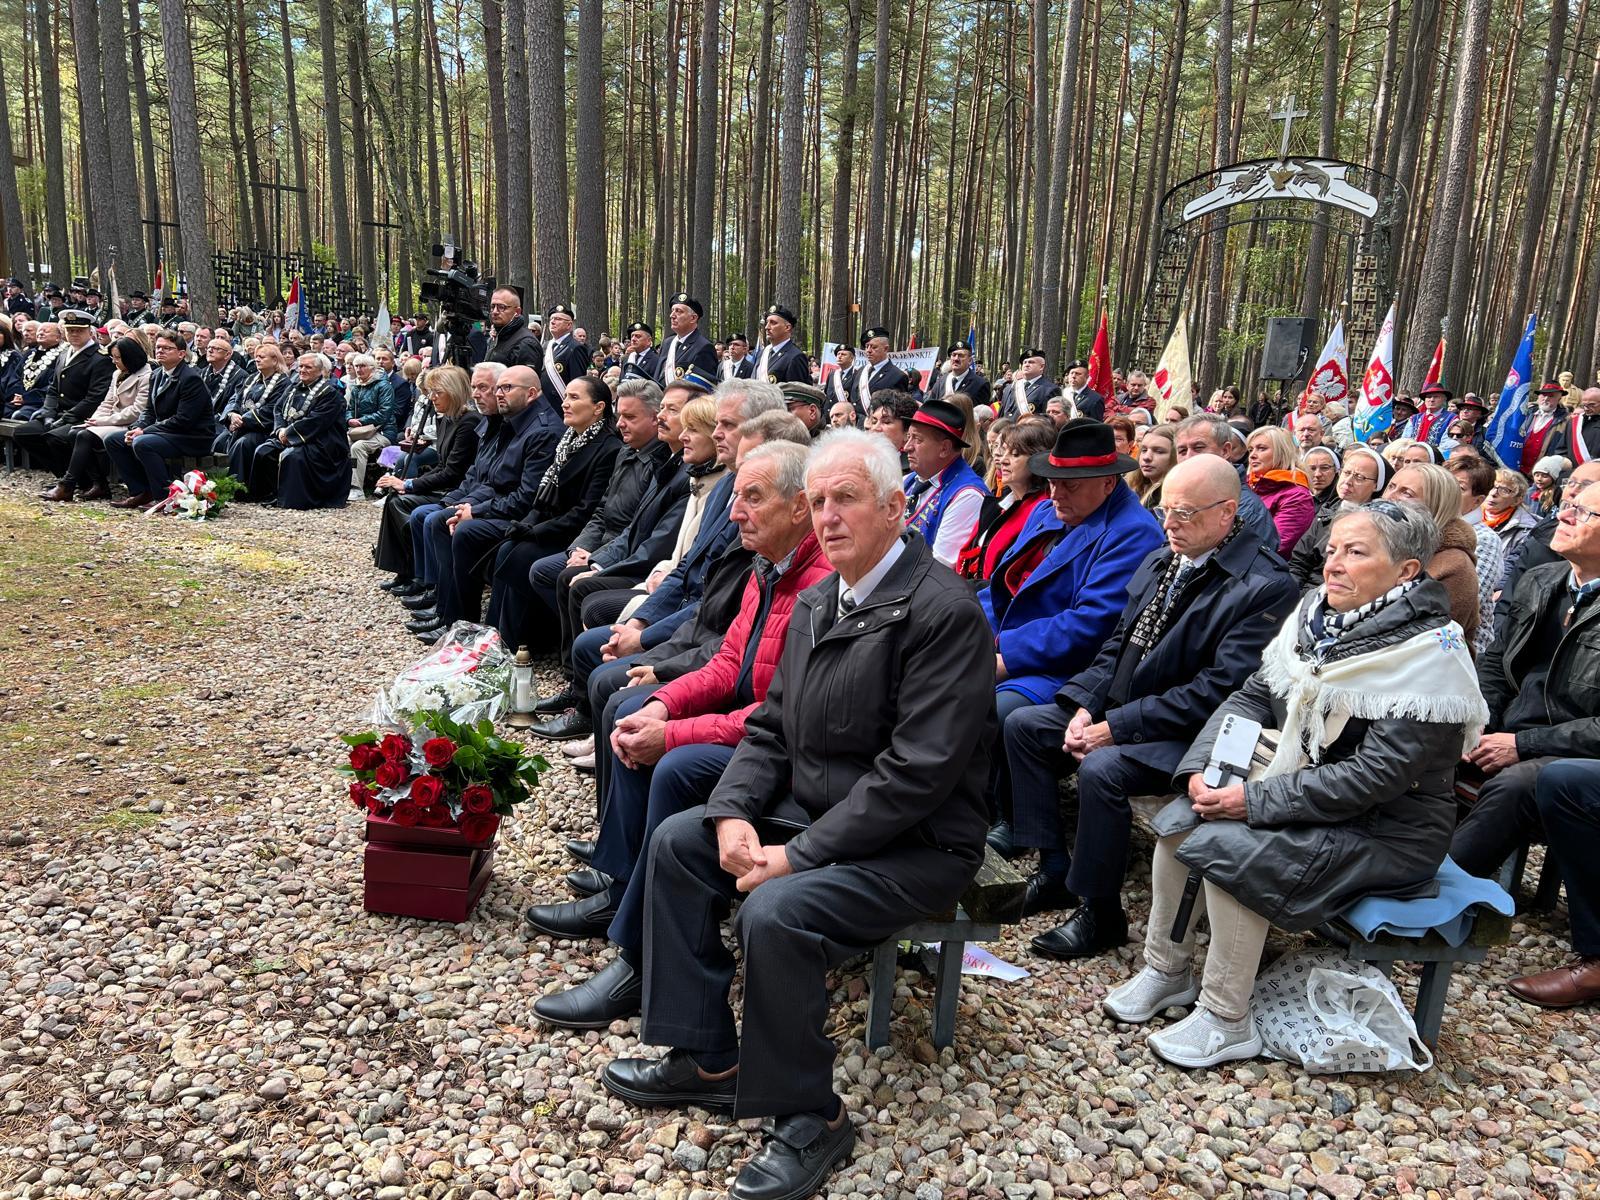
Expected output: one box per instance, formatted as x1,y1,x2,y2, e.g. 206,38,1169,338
1559,500,1600,525
1338,469,1377,485
1162,498,1229,524
1489,484,1521,496
488,302,514,311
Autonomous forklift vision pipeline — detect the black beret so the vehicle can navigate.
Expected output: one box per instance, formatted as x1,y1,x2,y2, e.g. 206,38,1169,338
548,302,575,318
862,326,891,343
669,292,704,318
626,321,653,337
765,304,796,324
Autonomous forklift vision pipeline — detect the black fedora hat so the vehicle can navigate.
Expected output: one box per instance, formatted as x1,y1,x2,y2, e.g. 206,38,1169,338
1030,417,1136,480
908,397,969,447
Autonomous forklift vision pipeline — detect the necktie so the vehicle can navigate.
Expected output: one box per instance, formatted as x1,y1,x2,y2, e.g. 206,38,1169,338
1163,559,1196,613
905,477,934,521
837,591,859,623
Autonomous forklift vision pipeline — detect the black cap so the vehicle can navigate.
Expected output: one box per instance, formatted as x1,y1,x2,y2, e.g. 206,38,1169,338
765,304,796,325
1067,359,1089,371
1019,347,1045,362
725,331,748,344
669,292,704,318
1459,394,1489,412
946,342,970,355
835,344,857,356
548,302,575,318
862,326,891,344
129,289,149,301
626,321,653,337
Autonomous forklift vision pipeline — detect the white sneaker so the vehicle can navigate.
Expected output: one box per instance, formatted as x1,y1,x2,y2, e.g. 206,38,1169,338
1148,1006,1261,1069
1103,965,1200,1024
348,487,365,502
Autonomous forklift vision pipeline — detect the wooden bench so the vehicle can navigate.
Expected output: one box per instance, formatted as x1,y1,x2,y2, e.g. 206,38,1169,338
865,846,1027,1049
0,419,31,472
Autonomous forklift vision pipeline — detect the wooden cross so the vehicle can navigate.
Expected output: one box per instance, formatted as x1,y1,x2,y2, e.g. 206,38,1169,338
1270,96,1309,161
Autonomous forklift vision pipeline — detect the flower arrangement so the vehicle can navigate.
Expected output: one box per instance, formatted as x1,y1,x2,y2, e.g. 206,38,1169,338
342,712,548,844
147,469,245,520
372,623,511,727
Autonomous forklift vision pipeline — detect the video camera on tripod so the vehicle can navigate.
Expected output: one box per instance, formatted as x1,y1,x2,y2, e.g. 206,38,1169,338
419,241,494,367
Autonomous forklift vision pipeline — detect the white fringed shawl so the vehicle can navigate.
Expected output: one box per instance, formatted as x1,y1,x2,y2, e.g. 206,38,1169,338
1257,615,1489,777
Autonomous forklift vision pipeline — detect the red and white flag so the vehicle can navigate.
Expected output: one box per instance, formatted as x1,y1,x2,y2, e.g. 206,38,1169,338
1352,303,1398,440
1299,317,1349,412
1420,333,1446,394
1152,317,1192,410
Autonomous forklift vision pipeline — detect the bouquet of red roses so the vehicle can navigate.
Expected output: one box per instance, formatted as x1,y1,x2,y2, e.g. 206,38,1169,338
341,711,548,843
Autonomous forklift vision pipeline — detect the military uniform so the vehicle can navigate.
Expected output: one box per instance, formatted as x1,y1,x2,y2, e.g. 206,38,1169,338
652,293,720,385
753,305,811,384
619,322,661,382
538,304,594,408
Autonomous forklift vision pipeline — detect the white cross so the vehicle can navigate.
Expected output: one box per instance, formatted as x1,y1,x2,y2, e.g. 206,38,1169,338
1270,96,1309,162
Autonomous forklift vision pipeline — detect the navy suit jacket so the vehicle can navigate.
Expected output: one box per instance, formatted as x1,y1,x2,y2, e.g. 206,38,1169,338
653,328,720,384
629,470,742,631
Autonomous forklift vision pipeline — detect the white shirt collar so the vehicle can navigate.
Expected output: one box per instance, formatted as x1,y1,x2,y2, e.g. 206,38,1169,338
838,537,907,615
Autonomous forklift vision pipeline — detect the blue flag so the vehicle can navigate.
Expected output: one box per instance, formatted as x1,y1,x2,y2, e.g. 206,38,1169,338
1486,314,1537,468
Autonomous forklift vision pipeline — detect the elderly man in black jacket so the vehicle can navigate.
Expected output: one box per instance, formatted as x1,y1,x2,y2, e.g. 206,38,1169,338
104,329,215,508
601,428,995,1200
1000,455,1300,958
11,308,114,477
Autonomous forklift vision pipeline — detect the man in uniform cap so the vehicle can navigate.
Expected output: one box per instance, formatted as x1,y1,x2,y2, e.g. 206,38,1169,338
17,309,116,485
1000,348,1061,419
1061,359,1105,421
124,290,152,325
926,342,991,409
780,381,829,440
538,303,594,409
38,286,65,322
159,294,182,328
720,332,754,382
852,327,912,413
620,321,660,381
654,292,719,386
828,345,860,414
753,304,811,384
902,397,990,567
4,279,34,317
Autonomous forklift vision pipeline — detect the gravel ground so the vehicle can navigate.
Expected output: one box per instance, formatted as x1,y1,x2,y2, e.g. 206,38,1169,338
1,467,1597,1200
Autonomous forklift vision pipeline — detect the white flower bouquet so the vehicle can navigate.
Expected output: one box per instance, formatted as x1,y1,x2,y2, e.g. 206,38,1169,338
371,622,512,727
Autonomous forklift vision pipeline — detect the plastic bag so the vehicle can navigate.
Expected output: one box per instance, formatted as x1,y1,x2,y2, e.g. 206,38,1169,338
1251,948,1433,1073
369,621,511,728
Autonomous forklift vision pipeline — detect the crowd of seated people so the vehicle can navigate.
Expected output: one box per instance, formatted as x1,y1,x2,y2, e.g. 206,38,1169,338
12,282,1600,1199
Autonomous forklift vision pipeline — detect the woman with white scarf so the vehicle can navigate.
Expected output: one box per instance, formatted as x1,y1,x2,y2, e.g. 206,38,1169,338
1107,500,1487,1068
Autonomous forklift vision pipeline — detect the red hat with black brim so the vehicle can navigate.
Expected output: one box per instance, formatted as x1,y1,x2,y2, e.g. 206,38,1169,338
909,398,970,447
1537,380,1567,396
1417,384,1453,400
1029,417,1136,480
1459,394,1490,413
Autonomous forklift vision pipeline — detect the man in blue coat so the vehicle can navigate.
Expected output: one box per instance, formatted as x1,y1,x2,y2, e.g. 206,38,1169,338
979,418,1165,883
999,455,1300,948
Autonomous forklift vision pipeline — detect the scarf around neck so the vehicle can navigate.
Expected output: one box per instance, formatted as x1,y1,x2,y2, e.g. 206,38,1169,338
536,419,607,508
1261,586,1487,777
1128,518,1245,655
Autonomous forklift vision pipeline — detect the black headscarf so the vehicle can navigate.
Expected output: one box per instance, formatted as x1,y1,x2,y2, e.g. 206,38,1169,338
113,336,148,375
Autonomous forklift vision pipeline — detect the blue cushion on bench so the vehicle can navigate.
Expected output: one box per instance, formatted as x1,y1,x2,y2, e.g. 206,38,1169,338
1340,857,1514,947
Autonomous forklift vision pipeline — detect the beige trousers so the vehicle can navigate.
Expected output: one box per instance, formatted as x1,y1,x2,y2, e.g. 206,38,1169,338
1143,828,1271,1021
348,427,389,488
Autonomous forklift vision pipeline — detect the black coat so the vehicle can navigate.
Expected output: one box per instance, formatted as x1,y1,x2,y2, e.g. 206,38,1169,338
753,339,811,384
719,357,755,382
652,327,720,384
620,345,661,381
853,358,912,400
571,439,673,552
273,378,349,508
486,315,542,369
232,372,291,434
591,453,691,577
537,333,594,406
1056,531,1300,776
643,541,759,682
42,345,116,426
926,369,991,409
201,361,247,419
1065,387,1105,421
996,375,1060,418
409,413,479,495
508,427,623,547
1158,581,1471,932
140,365,215,449
704,533,996,893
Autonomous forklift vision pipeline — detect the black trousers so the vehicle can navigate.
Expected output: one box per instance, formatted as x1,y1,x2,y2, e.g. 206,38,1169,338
486,540,564,653
558,568,641,658
1451,756,1558,876
1536,760,1600,956
10,420,74,476
62,427,114,488
638,806,974,1119
373,491,439,577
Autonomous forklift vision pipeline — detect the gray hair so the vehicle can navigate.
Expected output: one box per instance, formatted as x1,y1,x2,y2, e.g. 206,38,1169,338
298,351,331,376
471,361,506,383
805,427,904,504
1333,499,1439,566
618,376,664,414
739,410,812,447
715,378,785,420
740,440,810,498
1176,412,1245,452
347,352,376,372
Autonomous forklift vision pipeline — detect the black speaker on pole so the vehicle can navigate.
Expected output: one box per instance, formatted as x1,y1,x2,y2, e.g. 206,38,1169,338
1260,317,1319,381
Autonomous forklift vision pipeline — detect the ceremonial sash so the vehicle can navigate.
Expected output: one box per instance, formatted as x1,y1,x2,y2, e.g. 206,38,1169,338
543,336,568,395
662,336,679,378
832,368,849,407
1571,414,1595,465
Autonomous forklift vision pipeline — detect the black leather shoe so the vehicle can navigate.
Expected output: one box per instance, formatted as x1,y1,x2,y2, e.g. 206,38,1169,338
401,589,438,611
566,866,613,898
535,686,579,715
413,625,446,644
525,886,619,939
392,580,428,598
379,576,413,592
1030,901,1128,960
533,957,641,1029
986,820,1019,860
566,837,596,864
405,612,442,632
602,1048,737,1112
730,1107,856,1200
1020,870,1077,918
530,709,593,740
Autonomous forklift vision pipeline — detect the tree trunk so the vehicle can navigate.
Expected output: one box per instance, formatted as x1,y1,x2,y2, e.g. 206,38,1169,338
346,0,379,303
742,0,775,334
773,0,809,306
484,0,511,273
1545,25,1600,372
1133,0,1186,366
1027,0,1049,334
1505,0,1567,360
0,51,30,287
233,0,268,255
35,0,71,279
1197,0,1233,388
1036,0,1084,364
1298,0,1337,321
527,0,572,306
277,0,315,261
69,0,120,287
316,0,353,271
827,0,864,342
687,0,718,307
575,0,609,327
156,0,216,317
500,0,534,290
128,0,163,278
861,0,891,322
94,1,147,291
1401,0,1489,389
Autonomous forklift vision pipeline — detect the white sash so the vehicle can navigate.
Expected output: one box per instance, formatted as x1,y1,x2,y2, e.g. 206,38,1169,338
1012,378,1031,414
1571,414,1595,465
857,362,880,408
832,368,849,407
663,336,679,379
543,336,566,395
756,345,772,379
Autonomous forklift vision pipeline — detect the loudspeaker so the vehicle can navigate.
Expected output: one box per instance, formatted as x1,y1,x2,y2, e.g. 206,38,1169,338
1260,317,1319,380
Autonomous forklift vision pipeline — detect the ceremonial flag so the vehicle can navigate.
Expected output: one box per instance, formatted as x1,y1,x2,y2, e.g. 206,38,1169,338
153,249,165,299
1151,315,1191,411
1352,304,1397,441
374,295,393,347
1087,308,1113,402
285,276,312,335
1300,317,1349,411
1420,333,1446,395
1486,313,1537,468
966,320,976,353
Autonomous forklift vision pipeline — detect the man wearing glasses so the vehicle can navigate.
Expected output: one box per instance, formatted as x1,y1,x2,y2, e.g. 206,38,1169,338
1452,460,1600,1007
485,287,542,370
996,454,1298,958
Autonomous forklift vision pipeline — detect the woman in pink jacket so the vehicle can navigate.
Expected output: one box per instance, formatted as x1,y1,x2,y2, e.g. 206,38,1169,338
1246,425,1317,555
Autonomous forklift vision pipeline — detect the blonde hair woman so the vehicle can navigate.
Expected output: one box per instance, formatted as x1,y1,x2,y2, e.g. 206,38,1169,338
1245,425,1316,554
